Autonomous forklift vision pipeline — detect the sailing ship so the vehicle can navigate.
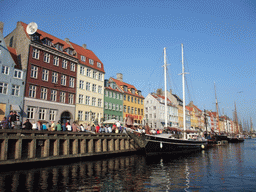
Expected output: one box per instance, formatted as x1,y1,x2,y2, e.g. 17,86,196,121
127,45,208,154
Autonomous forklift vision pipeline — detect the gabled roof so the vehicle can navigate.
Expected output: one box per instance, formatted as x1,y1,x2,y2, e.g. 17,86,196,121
105,86,123,93
20,22,75,57
151,94,176,107
191,104,202,112
186,106,193,112
7,47,20,69
110,77,144,98
70,42,105,73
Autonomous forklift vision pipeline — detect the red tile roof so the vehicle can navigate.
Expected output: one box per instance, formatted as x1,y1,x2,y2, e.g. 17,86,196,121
7,47,20,69
110,77,144,98
186,106,193,111
70,42,105,73
105,86,123,93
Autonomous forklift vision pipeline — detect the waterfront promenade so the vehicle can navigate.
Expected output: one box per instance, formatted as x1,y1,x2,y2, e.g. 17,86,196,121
0,129,139,165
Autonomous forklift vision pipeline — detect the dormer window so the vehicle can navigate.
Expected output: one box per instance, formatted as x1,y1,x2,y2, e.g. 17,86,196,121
65,48,73,55
81,55,86,62
55,44,63,51
89,59,94,65
123,85,128,92
42,38,52,46
97,62,102,68
131,88,135,94
31,33,40,41
137,90,142,96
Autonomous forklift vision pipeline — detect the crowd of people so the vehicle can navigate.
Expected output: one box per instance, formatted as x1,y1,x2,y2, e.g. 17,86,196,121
0,113,126,134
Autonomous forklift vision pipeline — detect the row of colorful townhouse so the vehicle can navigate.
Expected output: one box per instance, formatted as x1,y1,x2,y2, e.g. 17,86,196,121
0,21,144,126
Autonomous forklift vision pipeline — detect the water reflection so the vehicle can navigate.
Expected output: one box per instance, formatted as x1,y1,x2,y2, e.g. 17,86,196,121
1,141,256,191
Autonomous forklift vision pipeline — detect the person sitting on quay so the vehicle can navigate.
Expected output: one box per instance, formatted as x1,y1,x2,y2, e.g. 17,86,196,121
108,124,112,133
104,125,108,133
32,121,38,130
50,121,56,131
95,124,100,133
23,119,32,130
72,122,78,132
61,123,66,131
7,111,13,129
87,124,91,132
80,124,85,132
1,117,8,129
37,121,42,131
66,122,72,131
42,123,47,131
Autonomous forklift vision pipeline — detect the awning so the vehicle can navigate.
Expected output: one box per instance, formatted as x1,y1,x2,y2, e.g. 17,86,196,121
11,105,20,112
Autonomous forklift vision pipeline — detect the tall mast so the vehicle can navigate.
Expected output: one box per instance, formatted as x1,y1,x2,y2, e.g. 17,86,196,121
164,47,168,128
182,44,186,139
214,82,220,133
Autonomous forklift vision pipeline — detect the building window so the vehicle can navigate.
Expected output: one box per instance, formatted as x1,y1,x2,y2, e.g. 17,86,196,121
11,85,20,96
141,109,143,115
124,94,126,100
138,108,140,115
97,62,101,68
92,84,96,92
41,87,47,100
120,105,123,112
138,99,140,104
116,104,119,111
141,100,143,105
154,113,156,118
124,105,126,112
91,112,96,121
0,83,8,94
27,107,35,119
98,73,103,81
29,85,36,98
87,69,91,77
81,55,86,62
128,96,130,102
52,72,58,83
113,92,116,99
61,75,66,86
135,108,137,115
70,63,76,72
153,106,156,110
13,69,22,79
79,94,84,104
39,108,46,120
43,52,50,63
128,106,130,113
109,91,112,98
120,94,123,100
56,44,63,51
49,110,56,121
105,102,108,109
62,59,68,69
116,94,119,99
89,59,94,65
92,97,96,106
98,99,102,107
86,82,90,91
85,111,89,120
131,97,133,102
80,66,85,75
50,90,57,101
109,103,112,110
60,92,66,103
32,48,40,59
145,107,148,113
53,56,59,66
78,111,83,120
68,94,74,104
105,90,108,97
135,98,137,103
131,107,134,114
79,80,84,89
42,69,49,81
86,96,90,105
69,77,75,88
113,104,115,111
30,65,38,79
104,114,108,120
98,86,102,94
93,71,97,79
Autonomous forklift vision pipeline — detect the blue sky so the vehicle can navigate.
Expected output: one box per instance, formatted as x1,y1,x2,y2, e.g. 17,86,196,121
1,0,256,130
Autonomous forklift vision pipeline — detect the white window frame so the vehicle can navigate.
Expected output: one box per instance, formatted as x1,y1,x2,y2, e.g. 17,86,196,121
86,82,90,91
98,98,102,107
80,66,85,75
79,94,84,104
50,90,57,101
52,72,58,84
69,77,75,88
40,87,47,100
68,94,74,104
32,48,40,59
62,59,68,69
92,97,96,106
85,111,89,121
11,85,20,96
70,62,76,72
93,71,97,79
49,109,57,121
53,56,59,66
98,86,102,94
78,110,83,120
61,75,66,86
92,84,96,92
31,65,38,79
105,102,108,109
29,85,36,98
42,69,49,81
98,73,102,81
113,104,116,111
97,62,101,68
39,108,47,120
13,69,23,79
43,52,50,63
81,55,86,62
86,96,90,105
109,103,112,110
27,107,35,119
87,69,91,77
120,105,123,112
60,92,66,103
89,59,94,65
79,80,84,89
0,83,8,95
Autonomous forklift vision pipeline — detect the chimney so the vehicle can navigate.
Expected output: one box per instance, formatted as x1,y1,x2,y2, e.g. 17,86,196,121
116,73,123,82
0,22,3,34
82,44,87,49
169,89,172,95
156,88,163,96
65,38,69,43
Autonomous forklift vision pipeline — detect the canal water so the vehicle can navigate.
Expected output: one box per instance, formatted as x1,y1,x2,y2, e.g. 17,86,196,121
1,139,256,191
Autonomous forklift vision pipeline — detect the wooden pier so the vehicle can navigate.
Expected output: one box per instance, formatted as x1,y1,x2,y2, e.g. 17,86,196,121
0,130,139,165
